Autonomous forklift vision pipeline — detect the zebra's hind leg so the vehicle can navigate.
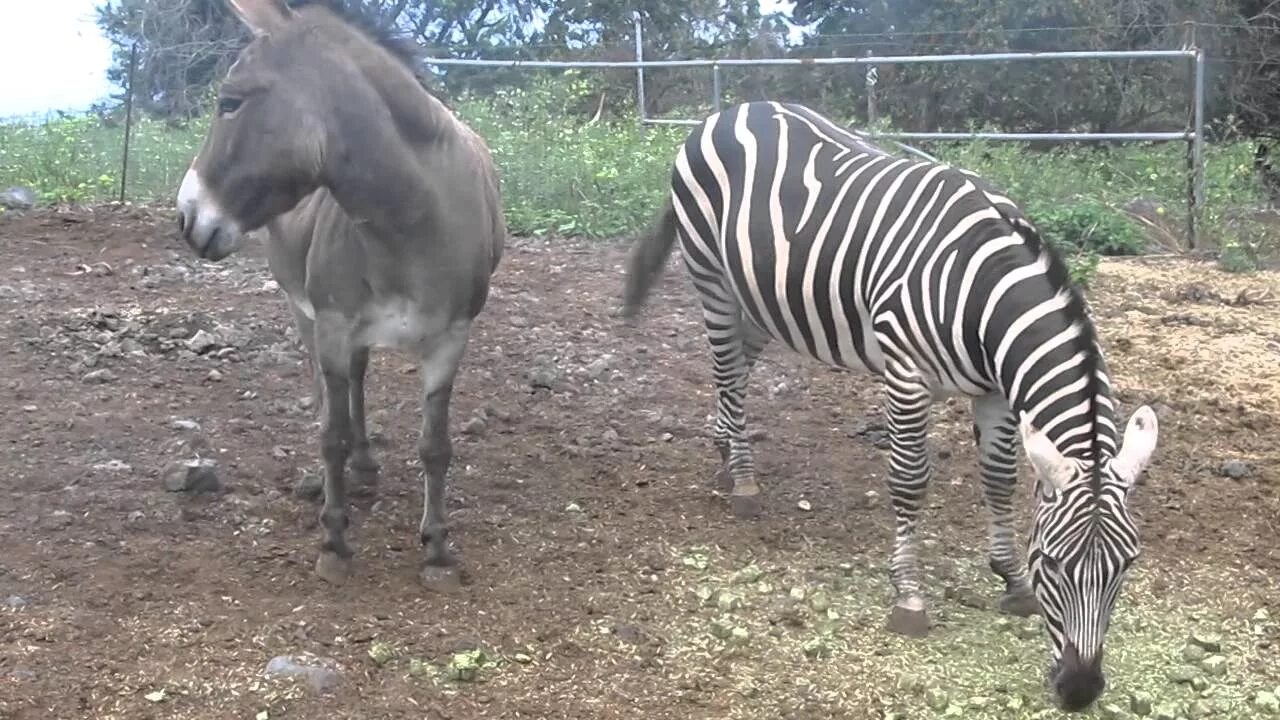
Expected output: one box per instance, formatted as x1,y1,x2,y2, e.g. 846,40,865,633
882,363,935,638
712,321,770,494
700,290,763,519
972,393,1038,617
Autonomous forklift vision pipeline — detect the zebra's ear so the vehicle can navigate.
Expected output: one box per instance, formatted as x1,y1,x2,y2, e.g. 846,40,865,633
1019,412,1074,495
1111,405,1159,489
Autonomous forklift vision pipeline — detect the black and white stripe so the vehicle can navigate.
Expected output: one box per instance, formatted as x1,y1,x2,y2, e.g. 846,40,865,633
623,101,1159,712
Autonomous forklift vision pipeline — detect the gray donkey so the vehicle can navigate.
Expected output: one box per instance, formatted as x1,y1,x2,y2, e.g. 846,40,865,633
176,0,505,592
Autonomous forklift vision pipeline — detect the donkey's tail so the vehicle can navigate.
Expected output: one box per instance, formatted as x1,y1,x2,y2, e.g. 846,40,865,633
621,195,680,321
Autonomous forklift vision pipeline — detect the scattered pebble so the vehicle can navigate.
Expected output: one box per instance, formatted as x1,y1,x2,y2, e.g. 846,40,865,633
1167,665,1198,684
81,368,117,384
460,417,487,436
1189,629,1223,652
164,458,222,493
295,472,324,503
1199,654,1228,677
1181,643,1208,662
263,655,341,694
1218,459,1251,479
4,595,28,609
797,499,812,512
1129,691,1154,716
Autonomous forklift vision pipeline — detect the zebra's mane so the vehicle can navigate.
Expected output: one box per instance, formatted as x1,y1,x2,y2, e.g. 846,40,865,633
996,210,1108,498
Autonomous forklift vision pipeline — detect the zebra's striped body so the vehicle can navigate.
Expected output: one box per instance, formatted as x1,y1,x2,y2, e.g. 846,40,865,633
622,102,1159,712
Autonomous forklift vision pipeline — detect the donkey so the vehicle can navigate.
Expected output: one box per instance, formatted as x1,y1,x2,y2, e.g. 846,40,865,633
176,0,505,591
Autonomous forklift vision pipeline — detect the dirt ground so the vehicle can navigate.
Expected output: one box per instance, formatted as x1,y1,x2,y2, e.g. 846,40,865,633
0,205,1277,720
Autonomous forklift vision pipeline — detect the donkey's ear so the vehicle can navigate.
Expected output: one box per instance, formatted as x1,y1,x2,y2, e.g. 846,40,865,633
227,0,293,36
1019,412,1075,496
1111,405,1159,488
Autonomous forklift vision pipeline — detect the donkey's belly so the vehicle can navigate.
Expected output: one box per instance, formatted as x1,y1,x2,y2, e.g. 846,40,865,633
357,297,451,349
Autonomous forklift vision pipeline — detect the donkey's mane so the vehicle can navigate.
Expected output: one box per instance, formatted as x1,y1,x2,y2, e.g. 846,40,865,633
286,0,442,97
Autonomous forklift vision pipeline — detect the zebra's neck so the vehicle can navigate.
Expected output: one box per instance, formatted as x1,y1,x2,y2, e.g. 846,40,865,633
979,251,1120,463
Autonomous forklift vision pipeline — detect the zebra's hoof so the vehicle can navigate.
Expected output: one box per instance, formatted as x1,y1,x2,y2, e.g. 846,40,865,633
315,550,353,585
999,590,1039,618
887,605,930,638
712,465,734,493
730,493,762,519
420,564,463,594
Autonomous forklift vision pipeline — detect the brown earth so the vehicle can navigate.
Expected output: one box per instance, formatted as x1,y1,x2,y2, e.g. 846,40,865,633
0,205,1277,720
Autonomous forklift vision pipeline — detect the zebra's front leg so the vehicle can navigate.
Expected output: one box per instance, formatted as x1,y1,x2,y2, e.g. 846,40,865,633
972,393,1038,617
883,366,935,638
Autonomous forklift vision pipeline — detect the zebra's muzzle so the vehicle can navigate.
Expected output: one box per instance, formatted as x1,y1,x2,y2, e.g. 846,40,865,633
1050,641,1105,712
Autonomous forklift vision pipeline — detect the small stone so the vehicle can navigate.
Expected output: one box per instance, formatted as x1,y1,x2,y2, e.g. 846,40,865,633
4,595,28,608
1151,704,1179,720
82,368,117,384
585,357,612,379
1199,654,1228,677
1186,700,1213,719
729,626,749,644
513,653,532,664
709,620,733,640
1218,459,1250,479
367,641,395,666
601,428,619,443
171,419,202,432
1130,691,1155,716
459,417,486,436
1168,665,1199,684
407,658,430,677
0,186,36,209
163,459,221,493
294,472,323,502
925,688,950,712
730,565,763,585
264,655,341,694
206,369,223,382
862,490,880,507
747,427,768,442
527,365,559,390
968,697,993,709
1252,608,1271,623
716,592,743,611
895,674,925,694
1016,618,1042,640
797,499,813,512
1191,676,1211,692
565,502,583,514
1181,643,1208,663
802,638,831,658
1005,696,1026,712
660,432,674,442
808,591,831,613
127,510,146,523
1255,691,1280,715
1190,631,1223,652
1099,702,1126,719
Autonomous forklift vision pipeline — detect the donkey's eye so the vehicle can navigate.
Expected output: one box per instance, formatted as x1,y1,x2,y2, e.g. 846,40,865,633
218,97,243,116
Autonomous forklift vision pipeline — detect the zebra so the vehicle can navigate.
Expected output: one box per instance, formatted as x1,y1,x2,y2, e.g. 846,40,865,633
620,101,1159,712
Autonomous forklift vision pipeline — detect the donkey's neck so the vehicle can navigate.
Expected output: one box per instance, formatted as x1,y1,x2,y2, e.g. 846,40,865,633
323,64,460,236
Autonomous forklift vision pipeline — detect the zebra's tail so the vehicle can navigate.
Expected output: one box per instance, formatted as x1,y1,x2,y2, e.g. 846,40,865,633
621,195,679,321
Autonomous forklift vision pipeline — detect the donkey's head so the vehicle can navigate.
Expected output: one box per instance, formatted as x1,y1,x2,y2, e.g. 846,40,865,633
177,0,411,260
1019,405,1158,712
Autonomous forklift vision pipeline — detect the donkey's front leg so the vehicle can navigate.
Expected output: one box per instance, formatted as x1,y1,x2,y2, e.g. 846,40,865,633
313,330,356,584
348,346,380,494
415,325,472,593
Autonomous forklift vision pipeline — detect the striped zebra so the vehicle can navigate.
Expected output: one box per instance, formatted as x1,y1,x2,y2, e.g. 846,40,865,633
621,101,1159,712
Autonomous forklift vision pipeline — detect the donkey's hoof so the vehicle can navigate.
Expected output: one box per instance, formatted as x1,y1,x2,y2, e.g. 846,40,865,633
887,605,930,638
420,564,463,594
315,551,353,585
998,590,1039,618
712,465,734,493
730,493,762,519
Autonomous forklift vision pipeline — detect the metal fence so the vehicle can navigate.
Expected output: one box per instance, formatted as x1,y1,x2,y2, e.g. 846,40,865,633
422,22,1209,248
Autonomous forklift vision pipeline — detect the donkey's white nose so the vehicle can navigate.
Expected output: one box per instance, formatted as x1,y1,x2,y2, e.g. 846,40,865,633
177,167,242,261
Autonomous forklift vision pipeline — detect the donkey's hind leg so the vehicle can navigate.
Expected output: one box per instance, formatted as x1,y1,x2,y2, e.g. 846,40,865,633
415,323,472,594
348,346,380,494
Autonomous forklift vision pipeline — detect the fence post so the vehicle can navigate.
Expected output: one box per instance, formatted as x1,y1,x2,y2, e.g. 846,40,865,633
865,49,878,127
1191,47,1206,251
712,62,722,113
633,12,646,122
119,42,138,204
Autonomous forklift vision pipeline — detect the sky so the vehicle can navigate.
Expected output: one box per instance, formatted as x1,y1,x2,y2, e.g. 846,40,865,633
0,0,798,119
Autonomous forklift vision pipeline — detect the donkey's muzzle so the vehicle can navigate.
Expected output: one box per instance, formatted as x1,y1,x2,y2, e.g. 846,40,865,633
176,168,241,262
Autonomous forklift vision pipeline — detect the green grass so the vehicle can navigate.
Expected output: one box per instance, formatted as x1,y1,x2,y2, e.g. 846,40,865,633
1,77,1271,277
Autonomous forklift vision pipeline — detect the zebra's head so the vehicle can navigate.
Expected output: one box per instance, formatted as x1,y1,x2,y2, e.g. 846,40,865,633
1018,405,1159,712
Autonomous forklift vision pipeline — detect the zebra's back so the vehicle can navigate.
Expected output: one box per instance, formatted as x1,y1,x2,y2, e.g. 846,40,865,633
669,101,1046,397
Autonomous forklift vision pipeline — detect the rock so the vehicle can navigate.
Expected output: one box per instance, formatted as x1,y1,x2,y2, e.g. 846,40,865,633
459,417,486,437
709,620,733,640
729,565,763,585
81,369,117,384
1151,704,1179,720
585,356,612,379
206,369,223,382
0,186,36,209
1189,630,1223,653
1255,691,1280,715
164,458,221,493
367,641,395,666
186,330,220,354
4,595,28,608
895,674,925,695
601,428,619,443
1130,691,1155,716
1168,665,1199,684
127,510,146,523
264,655,341,694
1199,654,1228,677
797,499,813,512
171,419,202,432
802,637,831,658
1186,700,1213,719
808,590,832,613
1181,643,1208,663
729,626,749,644
1015,618,1042,640
1218,459,1250,479
716,592,743,611
1191,676,1210,692
527,365,559,390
